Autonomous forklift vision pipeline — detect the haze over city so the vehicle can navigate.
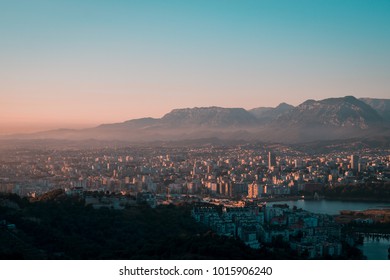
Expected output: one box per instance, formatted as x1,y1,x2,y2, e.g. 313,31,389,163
1,0,390,134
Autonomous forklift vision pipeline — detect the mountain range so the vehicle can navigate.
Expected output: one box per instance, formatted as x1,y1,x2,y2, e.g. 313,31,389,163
4,96,390,144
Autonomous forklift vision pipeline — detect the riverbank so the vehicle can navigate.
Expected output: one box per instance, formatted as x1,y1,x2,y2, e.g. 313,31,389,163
266,199,390,216
258,195,390,205
335,209,390,224
256,196,303,203
324,196,390,203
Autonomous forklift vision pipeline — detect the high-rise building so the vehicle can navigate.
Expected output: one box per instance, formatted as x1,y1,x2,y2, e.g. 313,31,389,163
192,162,197,177
294,159,303,168
351,155,359,172
268,152,276,170
232,182,248,198
247,182,259,198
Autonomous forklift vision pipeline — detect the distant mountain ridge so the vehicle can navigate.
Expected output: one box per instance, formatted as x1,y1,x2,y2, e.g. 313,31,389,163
161,107,258,127
277,96,383,129
249,103,294,123
3,96,390,144
360,98,390,121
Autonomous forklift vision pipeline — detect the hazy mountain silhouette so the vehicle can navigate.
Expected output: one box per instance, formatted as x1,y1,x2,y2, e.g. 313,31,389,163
360,98,390,121
276,96,383,129
161,107,258,127
4,96,389,144
249,103,294,123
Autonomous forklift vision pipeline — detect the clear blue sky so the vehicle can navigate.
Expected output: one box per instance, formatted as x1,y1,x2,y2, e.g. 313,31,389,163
1,0,389,133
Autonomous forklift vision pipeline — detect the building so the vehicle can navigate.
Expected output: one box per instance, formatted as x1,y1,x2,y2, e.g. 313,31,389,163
294,159,303,168
268,152,276,170
247,182,259,198
351,154,359,172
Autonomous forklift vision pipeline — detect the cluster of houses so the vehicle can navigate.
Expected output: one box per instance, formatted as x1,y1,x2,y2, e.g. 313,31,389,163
192,203,343,258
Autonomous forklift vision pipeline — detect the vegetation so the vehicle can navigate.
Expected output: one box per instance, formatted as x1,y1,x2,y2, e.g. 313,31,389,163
323,182,390,201
0,192,277,260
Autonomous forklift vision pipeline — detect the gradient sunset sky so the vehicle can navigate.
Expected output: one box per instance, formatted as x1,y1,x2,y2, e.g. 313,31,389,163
1,0,389,134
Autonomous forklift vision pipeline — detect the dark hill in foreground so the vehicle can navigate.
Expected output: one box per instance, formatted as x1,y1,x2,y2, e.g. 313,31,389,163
0,193,274,260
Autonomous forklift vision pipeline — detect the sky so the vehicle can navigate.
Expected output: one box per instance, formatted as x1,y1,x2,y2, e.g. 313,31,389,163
1,0,390,134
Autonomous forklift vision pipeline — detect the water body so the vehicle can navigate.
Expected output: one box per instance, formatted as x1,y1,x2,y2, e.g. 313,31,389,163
358,237,390,260
268,199,390,215
268,199,390,260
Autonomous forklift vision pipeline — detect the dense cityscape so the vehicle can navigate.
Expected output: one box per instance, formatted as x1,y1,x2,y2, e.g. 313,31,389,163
1,142,389,259
1,143,389,198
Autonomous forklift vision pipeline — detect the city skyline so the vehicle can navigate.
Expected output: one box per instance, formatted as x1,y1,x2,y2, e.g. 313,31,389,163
1,139,389,260
1,0,390,134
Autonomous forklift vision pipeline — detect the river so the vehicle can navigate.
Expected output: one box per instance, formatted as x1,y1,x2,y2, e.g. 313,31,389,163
268,199,390,260
358,236,390,260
